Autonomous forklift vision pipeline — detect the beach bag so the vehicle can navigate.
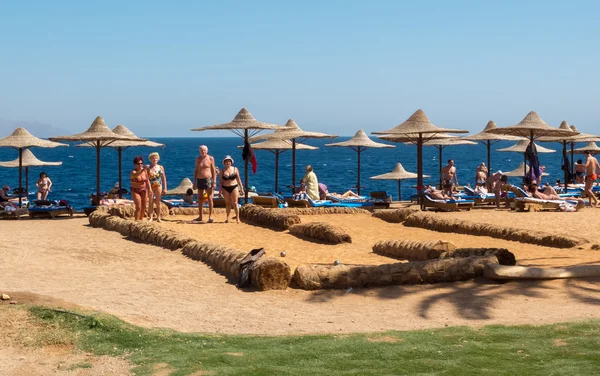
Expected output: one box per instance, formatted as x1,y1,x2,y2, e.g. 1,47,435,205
238,248,265,288
559,202,576,212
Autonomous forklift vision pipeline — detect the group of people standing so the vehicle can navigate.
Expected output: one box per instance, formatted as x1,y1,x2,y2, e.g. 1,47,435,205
129,152,168,221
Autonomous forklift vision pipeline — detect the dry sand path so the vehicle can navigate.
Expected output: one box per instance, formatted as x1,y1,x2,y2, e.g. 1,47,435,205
1,214,600,335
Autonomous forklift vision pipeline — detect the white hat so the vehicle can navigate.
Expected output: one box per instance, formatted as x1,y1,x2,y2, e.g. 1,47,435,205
222,155,234,164
114,182,120,188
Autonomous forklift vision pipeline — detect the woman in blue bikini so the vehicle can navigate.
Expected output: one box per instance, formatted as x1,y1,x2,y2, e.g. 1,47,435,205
219,155,243,223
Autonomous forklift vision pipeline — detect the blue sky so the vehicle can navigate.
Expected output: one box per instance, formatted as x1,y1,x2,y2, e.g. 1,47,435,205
0,0,598,137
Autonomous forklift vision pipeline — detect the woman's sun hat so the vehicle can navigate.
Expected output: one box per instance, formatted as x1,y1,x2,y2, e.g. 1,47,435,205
223,155,234,164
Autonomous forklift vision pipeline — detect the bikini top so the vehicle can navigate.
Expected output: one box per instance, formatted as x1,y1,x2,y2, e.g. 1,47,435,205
222,168,238,181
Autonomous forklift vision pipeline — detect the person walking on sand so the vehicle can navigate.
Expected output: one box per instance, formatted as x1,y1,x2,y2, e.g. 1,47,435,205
147,152,167,222
441,159,458,196
576,150,600,207
193,145,216,222
219,155,244,223
36,171,52,200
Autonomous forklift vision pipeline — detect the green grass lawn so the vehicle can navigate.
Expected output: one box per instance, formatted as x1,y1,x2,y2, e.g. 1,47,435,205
24,306,600,375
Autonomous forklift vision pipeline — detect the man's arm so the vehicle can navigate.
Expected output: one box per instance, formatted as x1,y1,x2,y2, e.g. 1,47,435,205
210,157,217,185
193,158,198,189
452,167,459,185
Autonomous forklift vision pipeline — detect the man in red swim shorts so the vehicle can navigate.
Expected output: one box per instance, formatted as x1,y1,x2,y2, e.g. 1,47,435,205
580,150,599,207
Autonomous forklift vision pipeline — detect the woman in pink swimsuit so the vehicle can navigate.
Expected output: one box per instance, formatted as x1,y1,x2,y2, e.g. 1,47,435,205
130,156,150,221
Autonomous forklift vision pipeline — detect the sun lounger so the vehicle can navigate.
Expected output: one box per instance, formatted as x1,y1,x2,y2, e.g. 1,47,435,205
369,191,392,208
28,204,74,219
251,196,279,208
0,206,29,219
514,197,585,212
422,194,474,211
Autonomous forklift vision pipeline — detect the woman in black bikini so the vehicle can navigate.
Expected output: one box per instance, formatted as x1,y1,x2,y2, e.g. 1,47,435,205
220,155,244,223
130,156,150,221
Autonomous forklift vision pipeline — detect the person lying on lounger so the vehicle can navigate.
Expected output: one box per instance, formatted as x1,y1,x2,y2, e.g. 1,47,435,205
529,182,585,204
424,185,451,200
328,190,362,199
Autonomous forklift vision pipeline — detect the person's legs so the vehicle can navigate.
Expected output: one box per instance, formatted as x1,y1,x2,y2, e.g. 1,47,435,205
222,189,231,222
140,191,148,220
584,178,596,206
206,187,214,222
131,190,142,220
148,190,155,222
41,189,48,200
196,189,205,221
37,190,42,200
231,187,240,223
153,187,162,222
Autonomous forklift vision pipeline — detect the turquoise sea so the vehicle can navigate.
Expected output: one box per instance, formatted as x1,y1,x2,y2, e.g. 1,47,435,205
0,137,580,210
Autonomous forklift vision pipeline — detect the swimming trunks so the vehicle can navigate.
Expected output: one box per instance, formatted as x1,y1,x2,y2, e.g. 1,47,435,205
130,186,147,194
222,185,238,193
586,174,598,181
576,171,585,178
442,179,453,188
196,178,212,190
476,179,486,186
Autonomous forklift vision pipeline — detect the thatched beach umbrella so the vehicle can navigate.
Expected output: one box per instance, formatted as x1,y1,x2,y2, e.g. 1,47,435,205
249,119,337,194
421,137,476,187
77,124,164,198
165,178,196,196
50,116,143,204
191,108,280,203
0,127,67,206
240,139,318,193
505,162,549,178
463,120,524,171
567,126,600,172
538,121,600,186
370,163,429,201
325,130,394,195
0,149,62,195
574,142,600,154
487,111,575,182
372,109,468,191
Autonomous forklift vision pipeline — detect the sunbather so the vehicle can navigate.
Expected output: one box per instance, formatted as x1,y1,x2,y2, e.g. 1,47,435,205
530,182,585,204
329,190,362,199
0,185,18,209
424,185,451,200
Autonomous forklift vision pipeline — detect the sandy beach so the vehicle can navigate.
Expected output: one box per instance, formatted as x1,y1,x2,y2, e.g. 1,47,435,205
1,207,600,337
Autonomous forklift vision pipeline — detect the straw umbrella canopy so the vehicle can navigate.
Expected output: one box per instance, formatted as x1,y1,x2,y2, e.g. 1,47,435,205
191,108,280,203
505,162,549,178
249,119,337,194
0,148,62,195
165,178,196,196
77,124,164,198
0,127,67,206
463,120,524,171
574,142,600,154
370,163,429,201
567,126,600,171
372,109,468,191
497,140,556,154
239,139,318,193
50,116,144,204
324,130,394,195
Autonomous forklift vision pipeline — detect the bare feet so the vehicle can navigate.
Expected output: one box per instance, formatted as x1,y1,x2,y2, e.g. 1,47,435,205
224,219,229,223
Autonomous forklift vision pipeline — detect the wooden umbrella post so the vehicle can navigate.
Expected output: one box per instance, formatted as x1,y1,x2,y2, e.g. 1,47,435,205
291,139,296,195
275,150,280,193
18,148,23,207
118,148,123,199
356,147,362,195
486,140,492,172
96,141,101,206
244,129,249,204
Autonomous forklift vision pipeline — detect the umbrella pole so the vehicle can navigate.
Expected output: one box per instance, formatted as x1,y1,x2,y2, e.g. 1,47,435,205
244,130,249,204
438,146,443,188
417,134,423,209
292,139,296,195
18,148,23,207
570,142,574,176
275,150,279,193
487,140,491,172
398,180,401,202
96,141,101,206
563,141,568,189
25,166,28,197
357,148,362,195
118,148,123,199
